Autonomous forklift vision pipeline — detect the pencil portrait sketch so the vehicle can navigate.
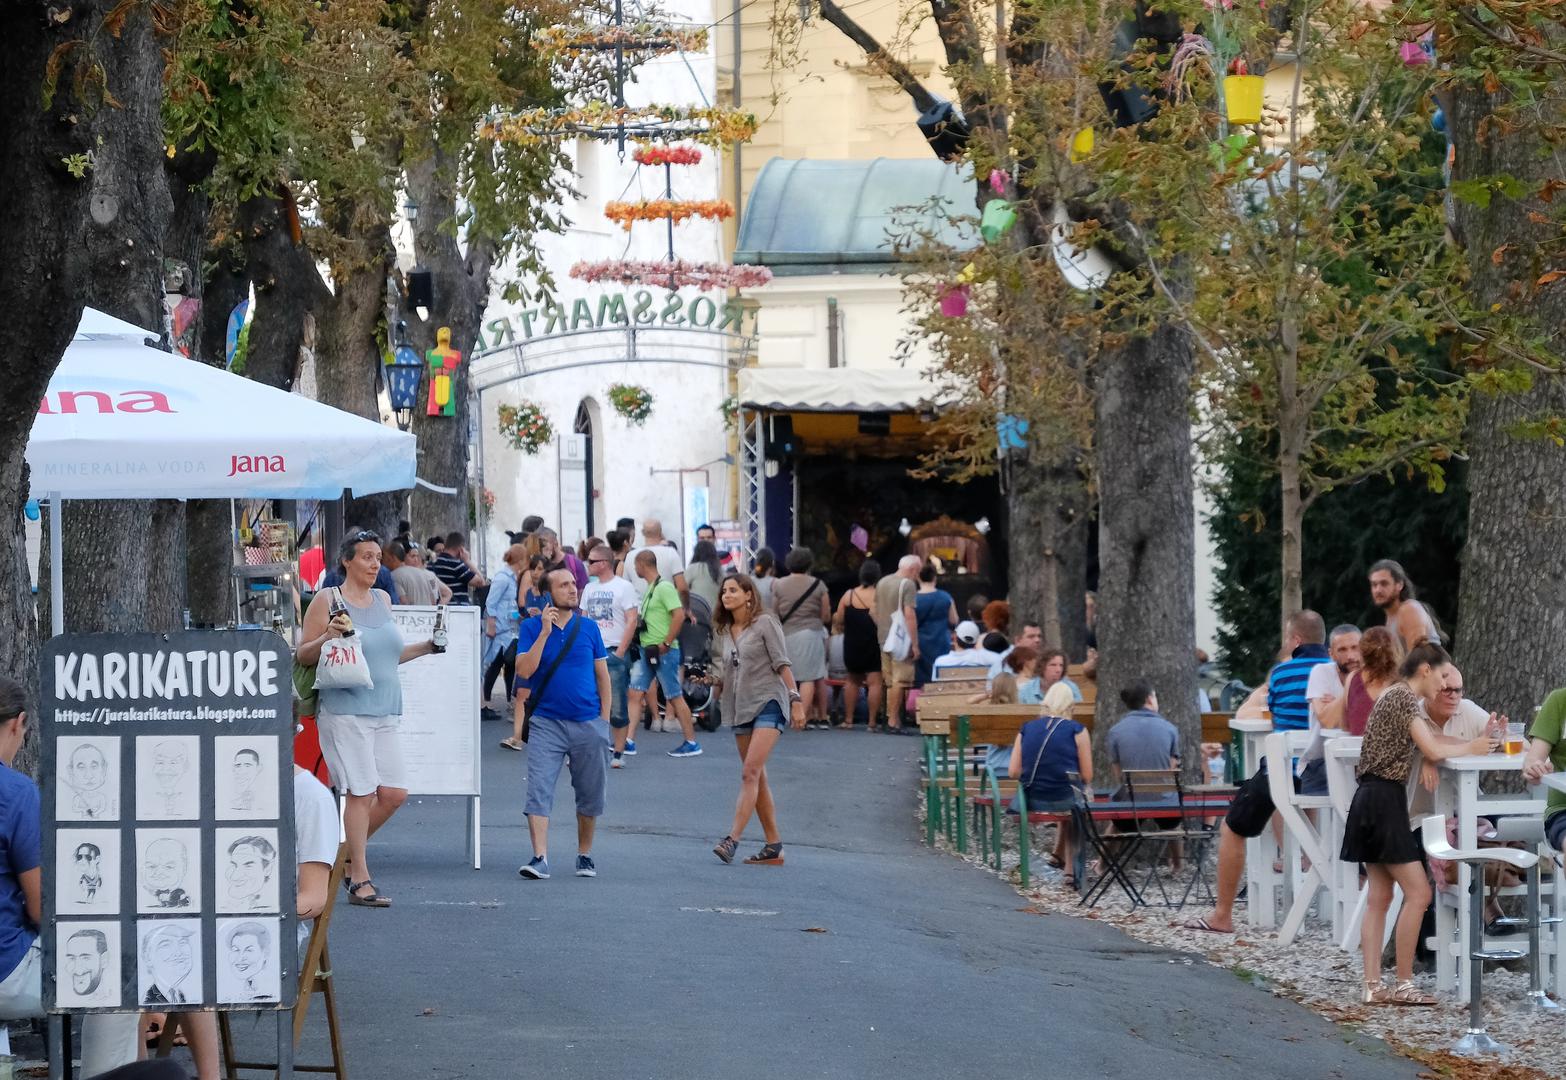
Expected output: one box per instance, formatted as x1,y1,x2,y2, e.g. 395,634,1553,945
55,737,120,823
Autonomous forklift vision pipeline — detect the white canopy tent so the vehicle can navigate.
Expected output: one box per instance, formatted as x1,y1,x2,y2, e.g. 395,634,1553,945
31,308,417,633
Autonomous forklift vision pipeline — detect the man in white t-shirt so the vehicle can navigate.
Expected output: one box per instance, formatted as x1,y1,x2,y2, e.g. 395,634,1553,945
621,519,686,599
583,543,641,766
930,621,1005,683
1300,624,1361,793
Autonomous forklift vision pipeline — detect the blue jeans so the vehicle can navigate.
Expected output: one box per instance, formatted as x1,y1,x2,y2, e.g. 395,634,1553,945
734,699,788,732
606,652,630,728
629,644,683,699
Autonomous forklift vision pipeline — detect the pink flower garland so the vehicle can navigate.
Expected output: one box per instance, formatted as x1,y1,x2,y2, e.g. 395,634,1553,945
570,259,773,290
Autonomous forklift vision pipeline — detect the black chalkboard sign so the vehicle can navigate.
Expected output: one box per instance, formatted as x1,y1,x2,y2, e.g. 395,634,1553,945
40,630,298,1013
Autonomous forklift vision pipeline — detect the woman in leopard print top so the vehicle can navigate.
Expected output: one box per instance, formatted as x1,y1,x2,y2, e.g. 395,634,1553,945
1341,642,1496,1006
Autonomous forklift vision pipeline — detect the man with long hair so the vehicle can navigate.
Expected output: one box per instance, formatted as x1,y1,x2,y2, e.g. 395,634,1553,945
1368,558,1442,652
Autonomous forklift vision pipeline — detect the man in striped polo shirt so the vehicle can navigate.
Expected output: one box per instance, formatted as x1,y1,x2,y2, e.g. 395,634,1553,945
1185,610,1329,934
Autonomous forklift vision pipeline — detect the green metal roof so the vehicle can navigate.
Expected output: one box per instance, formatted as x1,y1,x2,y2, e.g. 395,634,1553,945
734,157,975,271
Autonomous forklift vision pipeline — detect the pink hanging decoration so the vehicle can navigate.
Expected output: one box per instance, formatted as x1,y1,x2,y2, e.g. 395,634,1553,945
1399,40,1429,66
939,285,970,318
988,168,1009,194
850,525,869,553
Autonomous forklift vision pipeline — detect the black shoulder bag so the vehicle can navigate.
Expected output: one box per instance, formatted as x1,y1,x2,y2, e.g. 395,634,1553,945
520,613,583,743
777,577,822,625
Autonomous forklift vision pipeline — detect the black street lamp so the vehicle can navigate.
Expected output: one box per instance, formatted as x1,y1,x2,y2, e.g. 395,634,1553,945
386,322,423,431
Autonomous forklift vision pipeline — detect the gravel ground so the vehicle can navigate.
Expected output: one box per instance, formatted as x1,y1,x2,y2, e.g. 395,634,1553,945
931,811,1564,1080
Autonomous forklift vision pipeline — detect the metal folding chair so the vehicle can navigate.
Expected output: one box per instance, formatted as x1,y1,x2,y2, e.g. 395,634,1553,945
1123,769,1215,909
1072,776,1142,907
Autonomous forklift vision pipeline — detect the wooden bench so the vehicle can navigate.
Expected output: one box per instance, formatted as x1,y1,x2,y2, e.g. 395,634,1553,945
923,707,1043,851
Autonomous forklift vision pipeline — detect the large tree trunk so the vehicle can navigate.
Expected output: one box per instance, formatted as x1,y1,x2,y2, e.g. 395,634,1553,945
242,194,331,393
403,144,491,541
1006,447,1090,659
1279,454,1304,630
1449,64,1566,726
1448,86,1566,720
1092,321,1200,777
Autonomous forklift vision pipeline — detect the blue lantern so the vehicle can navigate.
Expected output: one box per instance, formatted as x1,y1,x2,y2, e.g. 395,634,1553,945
387,344,424,431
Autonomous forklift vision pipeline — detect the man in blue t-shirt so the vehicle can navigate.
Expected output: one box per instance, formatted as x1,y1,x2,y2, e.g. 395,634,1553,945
1185,610,1328,935
513,568,610,882
0,682,41,1020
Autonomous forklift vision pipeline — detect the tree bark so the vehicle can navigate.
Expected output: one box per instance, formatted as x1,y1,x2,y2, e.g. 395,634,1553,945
402,143,490,540
1279,453,1304,630
1006,448,1090,659
1092,322,1200,778
1448,62,1566,726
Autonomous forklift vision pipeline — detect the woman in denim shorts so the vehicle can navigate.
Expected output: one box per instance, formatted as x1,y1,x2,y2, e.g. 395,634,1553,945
709,574,807,865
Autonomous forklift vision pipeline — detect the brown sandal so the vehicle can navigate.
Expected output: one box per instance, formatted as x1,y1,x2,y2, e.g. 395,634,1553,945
744,842,784,865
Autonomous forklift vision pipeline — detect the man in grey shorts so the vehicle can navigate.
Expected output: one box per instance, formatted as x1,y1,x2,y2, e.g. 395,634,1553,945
515,568,612,880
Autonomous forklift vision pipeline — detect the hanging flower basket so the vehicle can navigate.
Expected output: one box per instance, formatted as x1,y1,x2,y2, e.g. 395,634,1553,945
570,259,772,291
1224,74,1265,125
497,401,554,455
533,23,709,57
606,383,654,425
602,199,735,231
633,144,703,167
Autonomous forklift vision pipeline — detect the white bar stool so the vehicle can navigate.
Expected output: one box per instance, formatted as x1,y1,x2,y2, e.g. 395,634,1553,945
1422,814,1540,1055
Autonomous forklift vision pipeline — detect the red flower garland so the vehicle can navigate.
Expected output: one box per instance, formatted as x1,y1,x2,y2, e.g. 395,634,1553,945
633,145,703,167
570,259,773,291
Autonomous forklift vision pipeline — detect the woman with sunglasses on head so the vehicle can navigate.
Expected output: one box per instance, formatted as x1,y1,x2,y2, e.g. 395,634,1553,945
709,574,806,865
299,530,440,908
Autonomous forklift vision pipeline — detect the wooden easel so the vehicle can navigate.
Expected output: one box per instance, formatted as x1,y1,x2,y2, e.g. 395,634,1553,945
164,845,349,1080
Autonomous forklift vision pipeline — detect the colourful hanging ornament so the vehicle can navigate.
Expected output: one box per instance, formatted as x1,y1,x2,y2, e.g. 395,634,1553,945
980,200,1018,244
425,327,462,417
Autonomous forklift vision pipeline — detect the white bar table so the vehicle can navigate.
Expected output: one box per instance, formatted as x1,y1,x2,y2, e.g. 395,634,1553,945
1435,753,1545,1001
1230,716,1277,927
1324,737,1364,945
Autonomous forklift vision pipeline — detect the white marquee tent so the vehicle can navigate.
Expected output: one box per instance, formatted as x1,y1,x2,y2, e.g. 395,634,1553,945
31,308,417,632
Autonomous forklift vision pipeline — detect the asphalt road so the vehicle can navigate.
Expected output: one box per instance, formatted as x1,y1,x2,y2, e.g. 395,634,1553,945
252,722,1420,1080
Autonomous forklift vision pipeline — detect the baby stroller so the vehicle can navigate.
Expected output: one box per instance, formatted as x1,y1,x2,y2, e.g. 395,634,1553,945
679,592,722,732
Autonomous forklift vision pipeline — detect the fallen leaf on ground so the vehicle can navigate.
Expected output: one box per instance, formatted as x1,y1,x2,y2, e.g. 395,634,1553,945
801,927,828,933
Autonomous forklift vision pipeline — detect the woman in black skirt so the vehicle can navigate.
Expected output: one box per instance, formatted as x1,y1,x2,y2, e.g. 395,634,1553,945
1342,641,1496,1005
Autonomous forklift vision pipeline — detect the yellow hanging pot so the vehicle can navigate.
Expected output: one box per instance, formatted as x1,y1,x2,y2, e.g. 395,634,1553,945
1225,75,1265,125
1070,128,1094,163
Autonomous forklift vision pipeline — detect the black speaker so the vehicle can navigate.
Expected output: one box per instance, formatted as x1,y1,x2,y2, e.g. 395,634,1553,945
916,99,971,161
1098,6,1182,128
406,268,434,309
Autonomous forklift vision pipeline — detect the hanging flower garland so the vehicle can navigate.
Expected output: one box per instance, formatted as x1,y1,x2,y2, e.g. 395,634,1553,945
602,199,734,230
533,23,709,58
497,401,554,455
633,144,703,167
483,105,760,148
606,383,655,425
570,259,773,291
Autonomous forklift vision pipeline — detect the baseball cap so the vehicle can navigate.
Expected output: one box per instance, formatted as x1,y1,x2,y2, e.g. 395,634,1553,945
955,620,981,646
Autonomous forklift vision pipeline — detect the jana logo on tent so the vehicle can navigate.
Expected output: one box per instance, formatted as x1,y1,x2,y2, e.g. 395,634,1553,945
37,390,175,415
226,455,286,477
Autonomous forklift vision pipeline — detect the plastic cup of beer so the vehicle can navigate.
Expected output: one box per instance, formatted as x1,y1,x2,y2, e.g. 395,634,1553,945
1504,722,1526,756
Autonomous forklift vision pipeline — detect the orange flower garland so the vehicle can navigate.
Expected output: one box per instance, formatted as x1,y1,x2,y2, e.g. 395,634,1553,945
602,199,734,231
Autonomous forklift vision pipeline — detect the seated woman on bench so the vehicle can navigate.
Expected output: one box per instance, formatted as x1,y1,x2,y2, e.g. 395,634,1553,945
1007,683,1092,886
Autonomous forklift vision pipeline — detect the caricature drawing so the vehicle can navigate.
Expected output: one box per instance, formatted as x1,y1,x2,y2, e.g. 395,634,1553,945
74,842,103,903
140,837,192,909
229,749,261,812
64,742,115,819
139,922,198,1005
224,835,278,912
62,928,114,1005
151,741,190,816
223,921,276,1001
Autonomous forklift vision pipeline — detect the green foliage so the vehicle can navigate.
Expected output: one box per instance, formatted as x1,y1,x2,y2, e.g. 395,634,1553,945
1209,432,1469,685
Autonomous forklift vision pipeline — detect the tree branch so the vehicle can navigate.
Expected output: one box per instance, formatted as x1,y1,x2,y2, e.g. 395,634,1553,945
816,0,940,113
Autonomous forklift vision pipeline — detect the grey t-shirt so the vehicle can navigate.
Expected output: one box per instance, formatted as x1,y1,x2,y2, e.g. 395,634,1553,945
1107,709,1180,771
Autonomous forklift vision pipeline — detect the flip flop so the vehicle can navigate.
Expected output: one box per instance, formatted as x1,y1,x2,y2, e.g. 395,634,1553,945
1182,917,1233,934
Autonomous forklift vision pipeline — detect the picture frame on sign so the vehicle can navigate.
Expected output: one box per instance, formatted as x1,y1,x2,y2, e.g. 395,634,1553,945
135,735,201,821
215,828,281,914
55,921,122,1009
135,828,202,914
55,736,120,823
137,919,203,1007
55,829,120,915
216,917,282,1003
214,735,280,821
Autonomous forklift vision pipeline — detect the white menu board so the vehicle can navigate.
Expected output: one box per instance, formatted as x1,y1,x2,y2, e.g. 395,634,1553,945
389,605,482,797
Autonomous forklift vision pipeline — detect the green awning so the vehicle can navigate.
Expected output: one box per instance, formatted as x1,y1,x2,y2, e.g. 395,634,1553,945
735,157,976,272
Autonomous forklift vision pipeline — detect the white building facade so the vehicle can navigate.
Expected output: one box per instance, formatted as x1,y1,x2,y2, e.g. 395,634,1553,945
469,5,747,564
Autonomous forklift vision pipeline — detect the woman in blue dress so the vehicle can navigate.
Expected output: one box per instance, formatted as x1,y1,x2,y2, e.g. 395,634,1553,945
913,562,957,687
